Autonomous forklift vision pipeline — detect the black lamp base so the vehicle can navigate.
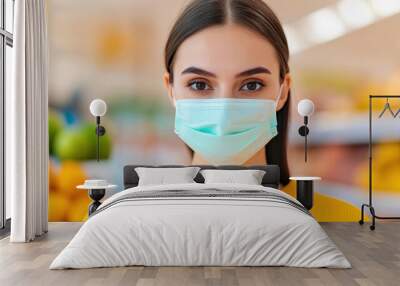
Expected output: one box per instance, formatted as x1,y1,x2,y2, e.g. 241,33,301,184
88,189,106,216
296,181,313,210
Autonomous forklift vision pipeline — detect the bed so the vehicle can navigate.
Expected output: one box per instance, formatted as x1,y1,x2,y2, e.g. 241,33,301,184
49,165,351,269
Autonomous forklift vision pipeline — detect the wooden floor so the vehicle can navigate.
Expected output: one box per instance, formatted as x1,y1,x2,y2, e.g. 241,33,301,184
0,222,399,286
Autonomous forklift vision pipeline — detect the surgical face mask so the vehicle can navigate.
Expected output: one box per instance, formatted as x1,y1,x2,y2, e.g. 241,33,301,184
174,85,284,165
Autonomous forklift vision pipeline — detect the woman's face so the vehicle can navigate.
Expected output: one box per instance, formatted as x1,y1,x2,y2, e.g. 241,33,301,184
164,23,291,110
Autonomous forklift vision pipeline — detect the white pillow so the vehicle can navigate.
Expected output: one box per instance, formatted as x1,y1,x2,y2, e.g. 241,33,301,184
135,167,201,186
200,169,266,185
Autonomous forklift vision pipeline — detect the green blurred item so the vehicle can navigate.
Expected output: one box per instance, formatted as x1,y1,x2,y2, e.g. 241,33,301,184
81,123,112,159
54,122,112,161
49,111,64,155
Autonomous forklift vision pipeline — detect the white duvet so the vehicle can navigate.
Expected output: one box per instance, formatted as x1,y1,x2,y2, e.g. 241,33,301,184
50,183,351,269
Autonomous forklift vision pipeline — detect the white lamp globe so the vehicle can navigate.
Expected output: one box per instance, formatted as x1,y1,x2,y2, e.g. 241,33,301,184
297,99,314,117
90,99,107,117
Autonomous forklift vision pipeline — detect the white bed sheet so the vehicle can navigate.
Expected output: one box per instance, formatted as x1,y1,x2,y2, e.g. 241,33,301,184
50,183,351,269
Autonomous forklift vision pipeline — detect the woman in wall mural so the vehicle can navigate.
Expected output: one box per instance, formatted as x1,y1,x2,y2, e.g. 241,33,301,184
163,0,292,185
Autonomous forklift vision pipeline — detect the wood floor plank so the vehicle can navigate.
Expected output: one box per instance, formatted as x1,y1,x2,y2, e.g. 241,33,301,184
0,222,399,286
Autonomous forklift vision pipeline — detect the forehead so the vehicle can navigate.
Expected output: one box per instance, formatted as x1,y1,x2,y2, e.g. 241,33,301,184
173,23,280,76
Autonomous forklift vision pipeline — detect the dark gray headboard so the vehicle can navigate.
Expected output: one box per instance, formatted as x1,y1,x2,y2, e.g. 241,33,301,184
123,165,280,189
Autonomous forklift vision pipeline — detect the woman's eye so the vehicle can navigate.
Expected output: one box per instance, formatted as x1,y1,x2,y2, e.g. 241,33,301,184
188,81,211,91
240,81,264,92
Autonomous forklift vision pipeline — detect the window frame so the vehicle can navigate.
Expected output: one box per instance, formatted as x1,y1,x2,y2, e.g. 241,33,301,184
0,0,14,234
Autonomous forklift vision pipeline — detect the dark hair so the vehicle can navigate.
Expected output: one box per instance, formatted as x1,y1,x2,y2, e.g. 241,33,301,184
164,0,291,186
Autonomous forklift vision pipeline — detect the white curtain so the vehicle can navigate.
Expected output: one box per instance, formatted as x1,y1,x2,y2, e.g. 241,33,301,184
7,0,49,242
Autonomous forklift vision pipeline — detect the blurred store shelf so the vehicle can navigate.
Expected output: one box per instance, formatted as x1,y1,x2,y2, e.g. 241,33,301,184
289,112,400,145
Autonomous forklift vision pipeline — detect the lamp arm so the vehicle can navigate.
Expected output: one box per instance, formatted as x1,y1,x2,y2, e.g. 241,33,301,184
95,116,106,162
305,129,308,162
298,116,309,162
305,116,308,162
97,117,100,162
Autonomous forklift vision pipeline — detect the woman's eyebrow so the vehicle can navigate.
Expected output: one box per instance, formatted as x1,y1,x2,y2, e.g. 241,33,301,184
180,66,271,78
236,67,271,77
181,67,216,77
